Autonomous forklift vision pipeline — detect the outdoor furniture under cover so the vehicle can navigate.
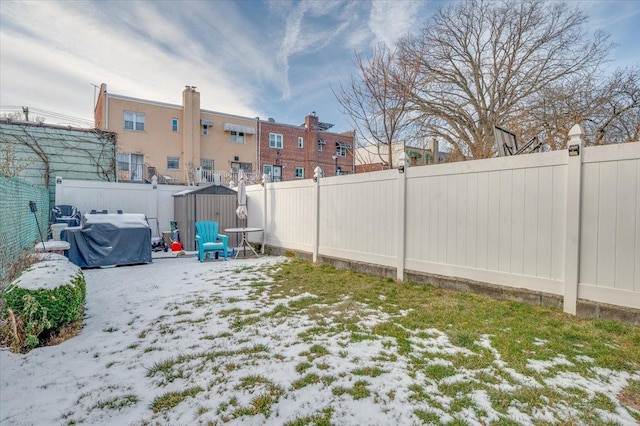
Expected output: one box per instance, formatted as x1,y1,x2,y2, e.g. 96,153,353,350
195,221,228,261
62,213,152,268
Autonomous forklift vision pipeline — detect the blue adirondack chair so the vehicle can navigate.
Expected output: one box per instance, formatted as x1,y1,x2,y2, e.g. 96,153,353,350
195,221,229,261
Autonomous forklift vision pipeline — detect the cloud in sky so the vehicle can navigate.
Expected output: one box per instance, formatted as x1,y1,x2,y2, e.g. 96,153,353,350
0,0,638,131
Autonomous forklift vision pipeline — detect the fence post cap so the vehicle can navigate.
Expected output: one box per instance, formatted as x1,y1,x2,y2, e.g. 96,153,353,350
568,124,584,140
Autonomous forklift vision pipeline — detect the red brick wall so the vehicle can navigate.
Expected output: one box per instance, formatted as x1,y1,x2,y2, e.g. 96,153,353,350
259,114,355,181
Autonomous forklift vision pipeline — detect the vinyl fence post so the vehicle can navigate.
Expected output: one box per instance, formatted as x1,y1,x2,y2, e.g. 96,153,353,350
313,166,322,263
262,173,269,254
564,124,585,315
54,176,64,206
397,153,409,281
150,176,159,237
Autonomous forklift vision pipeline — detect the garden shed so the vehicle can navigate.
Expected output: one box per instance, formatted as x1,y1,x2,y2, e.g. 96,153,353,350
172,184,240,251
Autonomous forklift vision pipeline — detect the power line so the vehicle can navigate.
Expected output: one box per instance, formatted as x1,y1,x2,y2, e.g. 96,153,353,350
0,105,94,127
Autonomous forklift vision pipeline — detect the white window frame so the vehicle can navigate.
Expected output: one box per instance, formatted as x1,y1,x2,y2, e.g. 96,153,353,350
294,167,304,179
172,118,179,132
298,137,304,149
269,133,283,149
336,143,348,157
124,111,144,131
167,156,180,170
230,130,245,144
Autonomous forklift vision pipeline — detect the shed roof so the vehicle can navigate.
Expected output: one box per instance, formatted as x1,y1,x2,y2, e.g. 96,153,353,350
172,184,237,197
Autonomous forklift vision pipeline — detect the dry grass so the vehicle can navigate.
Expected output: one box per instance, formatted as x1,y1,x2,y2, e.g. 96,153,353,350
619,380,640,412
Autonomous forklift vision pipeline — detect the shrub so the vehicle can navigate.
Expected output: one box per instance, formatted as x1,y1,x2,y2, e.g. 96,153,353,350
1,255,86,352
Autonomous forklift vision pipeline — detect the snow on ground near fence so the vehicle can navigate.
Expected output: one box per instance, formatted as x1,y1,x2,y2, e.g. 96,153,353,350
1,256,637,425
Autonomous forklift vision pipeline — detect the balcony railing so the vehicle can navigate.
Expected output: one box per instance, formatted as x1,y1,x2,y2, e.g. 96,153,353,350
198,169,261,186
117,162,262,186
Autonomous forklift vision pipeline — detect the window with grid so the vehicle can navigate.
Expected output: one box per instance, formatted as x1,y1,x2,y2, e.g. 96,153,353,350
294,167,304,179
298,137,304,149
172,118,179,132
167,156,180,169
124,112,144,131
336,142,348,157
230,131,245,144
269,133,283,149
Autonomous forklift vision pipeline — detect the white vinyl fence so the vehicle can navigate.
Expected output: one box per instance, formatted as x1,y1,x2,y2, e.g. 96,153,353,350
247,126,639,314
55,178,190,237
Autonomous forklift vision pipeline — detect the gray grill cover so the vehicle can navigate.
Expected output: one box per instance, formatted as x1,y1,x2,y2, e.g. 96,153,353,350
62,214,152,268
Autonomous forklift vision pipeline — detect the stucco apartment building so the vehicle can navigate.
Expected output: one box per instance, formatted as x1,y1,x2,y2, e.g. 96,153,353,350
94,84,258,185
94,85,355,185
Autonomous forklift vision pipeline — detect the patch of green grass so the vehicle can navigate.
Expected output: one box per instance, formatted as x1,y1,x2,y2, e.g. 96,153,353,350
351,366,386,377
295,361,312,374
92,394,138,411
332,380,371,400
414,408,442,424
231,392,281,418
292,373,320,389
299,344,329,362
150,386,202,413
423,363,457,381
283,407,333,426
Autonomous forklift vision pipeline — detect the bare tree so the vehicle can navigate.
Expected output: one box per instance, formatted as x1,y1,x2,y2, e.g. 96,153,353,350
523,66,640,149
335,44,417,168
397,0,612,159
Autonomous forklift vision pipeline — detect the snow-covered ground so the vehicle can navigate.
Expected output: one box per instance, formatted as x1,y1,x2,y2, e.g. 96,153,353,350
1,256,638,425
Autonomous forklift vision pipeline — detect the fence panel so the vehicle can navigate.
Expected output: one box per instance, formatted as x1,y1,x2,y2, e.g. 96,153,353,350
579,143,640,307
255,180,315,253
404,152,567,295
0,177,49,285
319,171,398,267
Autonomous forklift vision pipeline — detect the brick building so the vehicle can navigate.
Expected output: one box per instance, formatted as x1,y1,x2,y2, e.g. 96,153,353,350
258,113,355,182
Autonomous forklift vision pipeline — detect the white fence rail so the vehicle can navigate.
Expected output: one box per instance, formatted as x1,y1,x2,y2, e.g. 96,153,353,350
248,127,639,313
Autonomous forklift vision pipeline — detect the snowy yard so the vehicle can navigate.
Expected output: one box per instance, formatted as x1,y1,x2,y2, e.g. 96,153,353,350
1,256,638,425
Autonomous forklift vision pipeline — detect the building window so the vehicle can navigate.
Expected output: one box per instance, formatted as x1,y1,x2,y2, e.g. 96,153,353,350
263,164,272,176
124,112,144,131
269,133,283,149
172,118,179,132
336,142,349,157
202,125,209,136
298,137,304,149
117,152,144,181
201,159,214,170
295,167,304,179
318,138,325,151
167,156,180,170
230,131,245,144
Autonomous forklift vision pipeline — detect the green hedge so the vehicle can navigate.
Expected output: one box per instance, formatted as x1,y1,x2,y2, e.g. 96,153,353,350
3,272,86,330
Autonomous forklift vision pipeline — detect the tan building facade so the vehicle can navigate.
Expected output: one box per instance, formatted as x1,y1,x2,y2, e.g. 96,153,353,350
94,84,258,185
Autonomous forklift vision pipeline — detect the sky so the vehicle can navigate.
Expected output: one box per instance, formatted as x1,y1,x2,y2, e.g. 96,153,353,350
1,253,637,425
0,0,639,132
